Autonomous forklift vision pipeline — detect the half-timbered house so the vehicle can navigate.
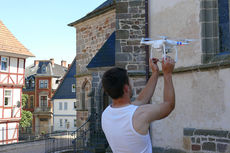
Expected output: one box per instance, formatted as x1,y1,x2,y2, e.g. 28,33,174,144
0,20,34,144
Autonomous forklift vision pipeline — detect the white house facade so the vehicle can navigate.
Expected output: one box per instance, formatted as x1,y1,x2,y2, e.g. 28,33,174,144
52,58,77,132
53,99,76,131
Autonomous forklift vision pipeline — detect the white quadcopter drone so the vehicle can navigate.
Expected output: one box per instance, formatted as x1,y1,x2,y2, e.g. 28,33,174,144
140,36,196,62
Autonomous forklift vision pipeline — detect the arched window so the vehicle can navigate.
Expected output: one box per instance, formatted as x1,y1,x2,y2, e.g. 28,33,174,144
81,79,91,110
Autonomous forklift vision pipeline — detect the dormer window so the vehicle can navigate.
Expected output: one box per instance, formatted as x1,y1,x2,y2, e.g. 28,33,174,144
41,65,47,74
1,57,8,72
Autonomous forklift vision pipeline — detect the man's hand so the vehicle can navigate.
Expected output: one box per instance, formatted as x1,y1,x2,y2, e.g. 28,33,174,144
162,57,175,75
149,58,159,74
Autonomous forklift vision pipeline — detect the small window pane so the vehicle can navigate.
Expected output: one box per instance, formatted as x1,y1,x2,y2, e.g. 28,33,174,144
60,119,63,127
1,57,8,71
59,102,62,110
4,90,12,106
64,102,67,110
72,84,76,92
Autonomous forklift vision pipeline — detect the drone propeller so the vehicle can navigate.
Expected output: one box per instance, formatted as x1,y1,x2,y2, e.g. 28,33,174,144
141,38,155,41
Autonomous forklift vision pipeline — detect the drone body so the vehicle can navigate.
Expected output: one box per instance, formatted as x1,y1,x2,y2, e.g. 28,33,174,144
140,37,195,62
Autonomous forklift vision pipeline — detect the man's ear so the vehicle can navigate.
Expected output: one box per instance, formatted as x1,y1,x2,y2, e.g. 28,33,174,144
123,84,129,93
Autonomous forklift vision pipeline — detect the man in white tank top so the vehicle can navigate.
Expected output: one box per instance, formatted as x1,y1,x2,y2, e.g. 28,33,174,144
102,57,175,153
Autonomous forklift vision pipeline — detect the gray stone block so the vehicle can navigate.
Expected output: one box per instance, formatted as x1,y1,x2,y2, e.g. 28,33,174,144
116,53,132,62
115,40,121,52
202,142,216,151
201,22,218,37
120,20,134,25
117,13,131,19
127,40,140,45
200,9,218,22
116,30,129,39
217,143,228,153
201,38,219,54
127,64,138,70
216,139,230,143
116,2,128,13
200,0,217,9
152,147,186,153
194,129,229,138
132,25,140,30
208,138,215,141
196,137,201,144
129,8,138,13
191,137,195,143
122,46,133,52
184,128,195,136
121,25,130,29
129,1,142,7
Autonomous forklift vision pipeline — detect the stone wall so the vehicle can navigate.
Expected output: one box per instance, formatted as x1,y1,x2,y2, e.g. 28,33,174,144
74,9,116,75
149,0,201,68
151,66,230,151
116,0,146,71
74,8,116,127
184,128,230,152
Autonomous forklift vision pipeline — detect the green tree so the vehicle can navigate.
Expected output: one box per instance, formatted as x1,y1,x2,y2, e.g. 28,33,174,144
20,94,33,128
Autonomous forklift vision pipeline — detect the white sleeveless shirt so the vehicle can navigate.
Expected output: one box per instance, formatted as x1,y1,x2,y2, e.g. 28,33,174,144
101,104,152,153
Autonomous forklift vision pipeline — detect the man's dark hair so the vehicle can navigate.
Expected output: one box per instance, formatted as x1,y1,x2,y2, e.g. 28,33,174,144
102,67,129,99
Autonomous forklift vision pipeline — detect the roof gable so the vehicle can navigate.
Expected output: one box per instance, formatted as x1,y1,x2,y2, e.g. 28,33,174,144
52,58,76,100
68,0,115,26
0,21,34,57
87,32,115,69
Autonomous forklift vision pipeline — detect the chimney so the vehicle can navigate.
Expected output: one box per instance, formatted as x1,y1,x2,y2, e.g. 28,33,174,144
68,64,71,69
34,60,39,66
50,58,54,66
61,60,67,67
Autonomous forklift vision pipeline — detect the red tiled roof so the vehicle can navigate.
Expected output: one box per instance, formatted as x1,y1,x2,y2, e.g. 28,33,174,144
0,20,34,57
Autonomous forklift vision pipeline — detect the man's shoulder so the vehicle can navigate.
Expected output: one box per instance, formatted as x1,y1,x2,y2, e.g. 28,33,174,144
102,105,111,117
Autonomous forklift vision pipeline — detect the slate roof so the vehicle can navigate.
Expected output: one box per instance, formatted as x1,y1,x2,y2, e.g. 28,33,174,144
25,60,67,78
87,32,115,69
0,20,34,57
68,0,115,26
52,58,76,100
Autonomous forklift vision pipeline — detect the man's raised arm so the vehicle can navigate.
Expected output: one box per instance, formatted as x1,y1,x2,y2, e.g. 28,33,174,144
132,58,159,106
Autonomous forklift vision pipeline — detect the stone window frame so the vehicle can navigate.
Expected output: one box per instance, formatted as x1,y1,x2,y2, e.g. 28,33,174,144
80,79,90,111
201,0,230,63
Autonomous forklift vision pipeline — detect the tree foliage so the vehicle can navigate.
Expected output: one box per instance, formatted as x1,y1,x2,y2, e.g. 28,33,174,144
20,94,33,128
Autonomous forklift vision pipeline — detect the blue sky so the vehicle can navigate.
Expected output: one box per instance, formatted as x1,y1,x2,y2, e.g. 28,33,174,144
0,0,106,66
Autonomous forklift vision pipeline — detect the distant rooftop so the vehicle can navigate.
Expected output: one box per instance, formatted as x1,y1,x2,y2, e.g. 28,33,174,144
25,59,67,78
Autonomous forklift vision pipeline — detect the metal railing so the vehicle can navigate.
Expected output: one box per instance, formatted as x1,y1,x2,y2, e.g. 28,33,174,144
45,131,74,153
72,115,92,153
